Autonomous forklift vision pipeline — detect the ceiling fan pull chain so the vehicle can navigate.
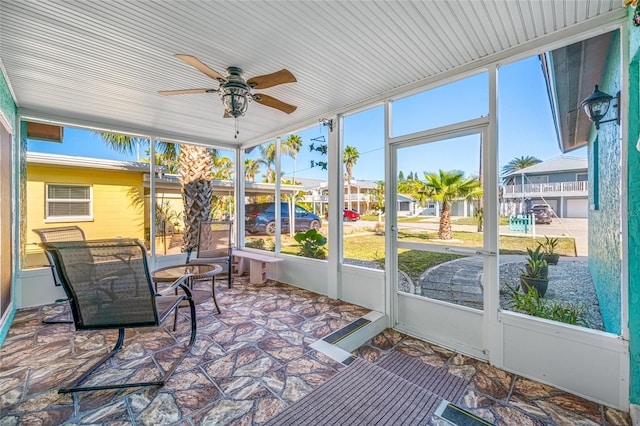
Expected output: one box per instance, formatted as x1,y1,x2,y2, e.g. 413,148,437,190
234,117,239,139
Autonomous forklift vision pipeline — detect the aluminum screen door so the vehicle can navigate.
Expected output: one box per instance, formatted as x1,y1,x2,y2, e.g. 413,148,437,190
390,127,497,360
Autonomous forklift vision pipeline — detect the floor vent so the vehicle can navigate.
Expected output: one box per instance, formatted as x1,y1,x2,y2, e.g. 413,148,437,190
322,318,371,344
434,400,494,426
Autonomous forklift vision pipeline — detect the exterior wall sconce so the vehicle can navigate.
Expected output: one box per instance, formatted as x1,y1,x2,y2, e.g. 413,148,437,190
580,85,620,130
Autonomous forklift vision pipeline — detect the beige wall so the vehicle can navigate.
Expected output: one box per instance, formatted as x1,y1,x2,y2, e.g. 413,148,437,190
25,164,145,267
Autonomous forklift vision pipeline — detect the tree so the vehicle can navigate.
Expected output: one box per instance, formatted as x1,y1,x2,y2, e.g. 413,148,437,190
501,155,542,181
212,153,234,180
371,181,385,215
343,145,360,210
258,139,301,183
258,143,277,183
283,134,303,182
97,132,214,251
424,170,482,240
398,170,405,181
244,158,260,182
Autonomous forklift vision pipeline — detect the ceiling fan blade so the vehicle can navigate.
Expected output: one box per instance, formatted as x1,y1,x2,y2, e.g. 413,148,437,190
247,69,296,89
223,111,232,118
174,54,227,81
253,93,297,114
158,88,217,96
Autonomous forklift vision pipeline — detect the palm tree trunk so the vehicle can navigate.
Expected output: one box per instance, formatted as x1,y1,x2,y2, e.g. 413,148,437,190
439,201,452,240
179,145,213,251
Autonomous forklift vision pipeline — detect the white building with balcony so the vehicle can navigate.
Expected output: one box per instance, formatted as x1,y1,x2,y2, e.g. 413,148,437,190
501,155,588,218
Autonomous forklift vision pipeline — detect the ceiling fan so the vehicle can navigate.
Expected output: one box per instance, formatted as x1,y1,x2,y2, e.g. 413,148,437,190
159,54,297,119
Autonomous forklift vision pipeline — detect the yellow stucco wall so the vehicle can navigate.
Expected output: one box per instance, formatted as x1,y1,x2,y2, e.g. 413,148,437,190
26,164,145,267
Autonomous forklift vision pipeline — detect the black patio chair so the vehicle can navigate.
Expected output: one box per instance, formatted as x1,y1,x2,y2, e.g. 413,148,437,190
186,220,233,288
32,226,87,324
43,238,197,394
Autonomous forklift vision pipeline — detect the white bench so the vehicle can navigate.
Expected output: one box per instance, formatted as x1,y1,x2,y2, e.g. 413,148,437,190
232,250,283,284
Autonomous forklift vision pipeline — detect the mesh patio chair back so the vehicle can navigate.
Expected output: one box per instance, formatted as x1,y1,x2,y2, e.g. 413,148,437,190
42,239,197,393
33,225,86,242
33,226,88,286
186,220,233,288
32,226,88,323
45,239,155,328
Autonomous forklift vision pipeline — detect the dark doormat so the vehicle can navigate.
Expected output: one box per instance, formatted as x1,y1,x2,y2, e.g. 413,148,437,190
264,352,472,426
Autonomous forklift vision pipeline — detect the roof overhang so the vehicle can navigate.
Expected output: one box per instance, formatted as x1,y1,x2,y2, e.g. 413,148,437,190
541,32,613,153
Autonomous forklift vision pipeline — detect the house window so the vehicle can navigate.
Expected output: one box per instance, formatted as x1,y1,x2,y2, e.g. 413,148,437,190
46,184,93,221
576,173,588,181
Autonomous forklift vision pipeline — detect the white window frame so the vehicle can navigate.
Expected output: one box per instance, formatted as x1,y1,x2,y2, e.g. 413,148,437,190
45,183,93,222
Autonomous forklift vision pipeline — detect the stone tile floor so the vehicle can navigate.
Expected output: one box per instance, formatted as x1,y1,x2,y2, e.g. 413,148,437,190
0,276,632,425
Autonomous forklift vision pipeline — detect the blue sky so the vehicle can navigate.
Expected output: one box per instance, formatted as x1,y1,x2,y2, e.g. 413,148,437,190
28,55,585,182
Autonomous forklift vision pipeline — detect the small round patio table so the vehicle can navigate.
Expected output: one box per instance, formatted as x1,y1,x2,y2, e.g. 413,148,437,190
151,263,222,314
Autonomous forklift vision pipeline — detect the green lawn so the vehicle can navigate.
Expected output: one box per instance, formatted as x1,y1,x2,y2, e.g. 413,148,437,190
246,228,577,283
361,215,509,225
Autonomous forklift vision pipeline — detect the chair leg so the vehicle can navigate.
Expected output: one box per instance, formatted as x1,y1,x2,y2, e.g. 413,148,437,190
161,297,197,381
59,328,162,394
173,306,179,331
211,277,221,314
59,304,197,394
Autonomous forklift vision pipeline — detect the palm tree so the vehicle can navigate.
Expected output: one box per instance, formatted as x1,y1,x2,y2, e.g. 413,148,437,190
97,132,213,251
424,170,482,240
258,143,276,183
244,158,260,182
501,155,542,181
343,145,360,210
212,154,234,180
283,134,303,183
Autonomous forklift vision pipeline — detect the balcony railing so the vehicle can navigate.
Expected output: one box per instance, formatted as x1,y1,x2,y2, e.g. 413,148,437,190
503,180,587,196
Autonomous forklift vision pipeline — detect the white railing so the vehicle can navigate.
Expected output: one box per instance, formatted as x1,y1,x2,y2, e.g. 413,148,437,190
503,180,587,195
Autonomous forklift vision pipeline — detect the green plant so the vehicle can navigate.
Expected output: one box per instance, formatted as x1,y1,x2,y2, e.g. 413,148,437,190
526,245,545,263
156,200,182,235
293,228,327,259
522,258,548,278
505,283,589,327
245,238,265,250
539,236,559,255
245,238,275,252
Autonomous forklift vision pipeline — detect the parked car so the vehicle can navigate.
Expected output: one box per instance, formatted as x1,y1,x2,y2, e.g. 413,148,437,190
343,209,360,221
245,202,322,236
323,209,361,221
528,204,553,224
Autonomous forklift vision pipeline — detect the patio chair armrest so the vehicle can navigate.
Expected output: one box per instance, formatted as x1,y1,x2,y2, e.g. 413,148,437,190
156,274,193,298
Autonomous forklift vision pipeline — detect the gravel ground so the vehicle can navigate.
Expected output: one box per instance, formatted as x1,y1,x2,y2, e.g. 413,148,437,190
499,257,605,331
345,256,605,331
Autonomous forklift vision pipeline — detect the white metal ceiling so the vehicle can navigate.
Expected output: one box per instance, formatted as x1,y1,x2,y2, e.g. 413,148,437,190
0,1,624,148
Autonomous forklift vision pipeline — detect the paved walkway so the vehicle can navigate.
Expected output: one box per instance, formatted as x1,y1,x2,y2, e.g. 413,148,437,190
413,255,604,331
416,255,527,309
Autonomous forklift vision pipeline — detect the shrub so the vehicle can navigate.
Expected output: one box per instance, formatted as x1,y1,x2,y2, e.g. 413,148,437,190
245,238,265,250
294,228,327,259
539,236,559,255
245,238,275,251
505,283,589,327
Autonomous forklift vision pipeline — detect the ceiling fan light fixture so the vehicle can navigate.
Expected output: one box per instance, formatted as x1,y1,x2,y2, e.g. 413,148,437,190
222,84,249,118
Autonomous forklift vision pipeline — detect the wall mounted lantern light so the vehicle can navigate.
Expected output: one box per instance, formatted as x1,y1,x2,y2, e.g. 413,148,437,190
580,85,620,130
